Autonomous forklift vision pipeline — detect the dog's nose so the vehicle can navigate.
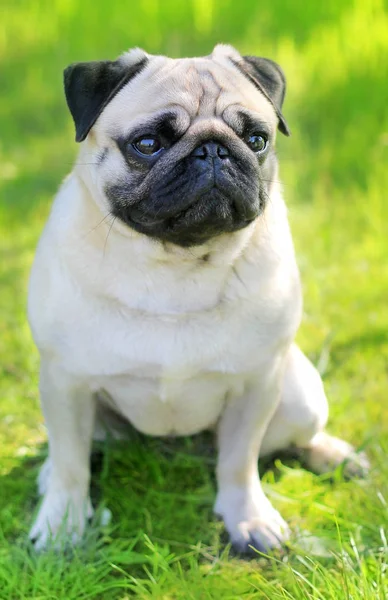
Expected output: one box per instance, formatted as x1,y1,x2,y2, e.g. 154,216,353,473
192,141,230,160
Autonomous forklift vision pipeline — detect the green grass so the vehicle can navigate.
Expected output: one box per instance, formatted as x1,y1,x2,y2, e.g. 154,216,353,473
1,0,388,598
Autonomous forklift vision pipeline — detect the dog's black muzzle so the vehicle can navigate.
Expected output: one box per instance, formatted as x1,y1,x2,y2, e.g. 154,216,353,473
109,137,263,247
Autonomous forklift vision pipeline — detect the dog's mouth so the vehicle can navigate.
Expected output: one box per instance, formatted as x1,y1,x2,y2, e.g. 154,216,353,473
129,215,165,228
129,205,258,229
122,191,260,247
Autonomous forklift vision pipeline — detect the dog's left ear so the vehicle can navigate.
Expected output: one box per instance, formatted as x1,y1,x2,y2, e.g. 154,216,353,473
237,56,290,136
64,51,148,142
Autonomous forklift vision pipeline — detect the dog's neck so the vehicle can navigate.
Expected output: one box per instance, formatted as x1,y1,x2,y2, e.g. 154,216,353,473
68,171,288,315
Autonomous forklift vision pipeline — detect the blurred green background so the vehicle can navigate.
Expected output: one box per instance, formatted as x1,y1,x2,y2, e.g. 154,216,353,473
0,1,387,598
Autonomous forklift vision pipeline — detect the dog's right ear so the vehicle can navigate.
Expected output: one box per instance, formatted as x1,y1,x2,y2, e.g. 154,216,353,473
64,52,148,142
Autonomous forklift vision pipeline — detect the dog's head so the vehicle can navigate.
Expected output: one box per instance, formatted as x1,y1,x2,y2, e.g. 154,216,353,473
64,45,289,247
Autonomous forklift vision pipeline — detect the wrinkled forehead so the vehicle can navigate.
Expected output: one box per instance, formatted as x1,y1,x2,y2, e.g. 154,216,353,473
95,55,277,138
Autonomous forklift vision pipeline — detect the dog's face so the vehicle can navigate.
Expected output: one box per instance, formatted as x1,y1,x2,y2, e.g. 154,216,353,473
65,45,289,247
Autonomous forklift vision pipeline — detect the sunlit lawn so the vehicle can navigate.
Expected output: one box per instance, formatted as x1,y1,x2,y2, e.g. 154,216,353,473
1,1,387,598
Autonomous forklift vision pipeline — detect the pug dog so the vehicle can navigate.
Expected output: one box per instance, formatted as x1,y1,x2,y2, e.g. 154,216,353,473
28,44,369,553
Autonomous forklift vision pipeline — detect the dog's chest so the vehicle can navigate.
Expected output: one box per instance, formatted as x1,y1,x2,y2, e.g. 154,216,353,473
66,272,298,436
84,296,259,436
61,266,297,378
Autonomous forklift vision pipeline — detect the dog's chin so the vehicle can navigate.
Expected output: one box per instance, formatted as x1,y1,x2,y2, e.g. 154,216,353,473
121,196,260,247
127,216,256,247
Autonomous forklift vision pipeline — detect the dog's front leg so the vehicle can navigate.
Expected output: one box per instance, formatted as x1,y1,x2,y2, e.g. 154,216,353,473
30,359,95,550
215,363,290,554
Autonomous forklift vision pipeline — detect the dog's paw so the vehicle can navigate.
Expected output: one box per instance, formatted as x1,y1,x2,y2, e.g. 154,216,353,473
29,488,93,551
229,511,290,555
341,450,370,479
304,432,370,478
214,486,290,555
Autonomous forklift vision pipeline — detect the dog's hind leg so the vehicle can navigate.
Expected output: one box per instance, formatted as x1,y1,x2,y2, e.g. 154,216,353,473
261,344,370,477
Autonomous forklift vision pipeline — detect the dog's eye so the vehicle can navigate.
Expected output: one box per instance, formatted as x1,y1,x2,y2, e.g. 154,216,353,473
245,134,267,154
132,136,163,156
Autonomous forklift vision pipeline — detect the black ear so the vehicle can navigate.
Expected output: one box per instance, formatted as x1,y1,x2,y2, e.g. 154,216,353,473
235,56,290,136
64,56,148,142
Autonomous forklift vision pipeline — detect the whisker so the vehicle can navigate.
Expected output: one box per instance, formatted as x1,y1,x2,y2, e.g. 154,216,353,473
82,212,113,239
260,189,273,237
103,215,117,258
232,264,250,292
260,178,287,185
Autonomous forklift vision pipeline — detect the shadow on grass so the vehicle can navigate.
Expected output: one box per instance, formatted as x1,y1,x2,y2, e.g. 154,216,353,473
1,429,318,550
2,432,217,548
1,428,383,600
